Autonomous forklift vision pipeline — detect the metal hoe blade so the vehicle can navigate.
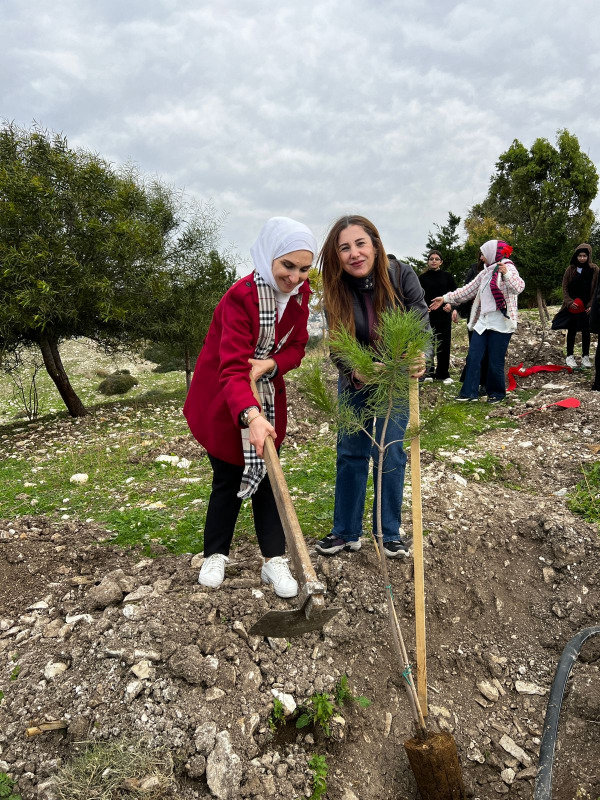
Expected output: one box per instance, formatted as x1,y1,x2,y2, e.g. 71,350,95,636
249,606,341,638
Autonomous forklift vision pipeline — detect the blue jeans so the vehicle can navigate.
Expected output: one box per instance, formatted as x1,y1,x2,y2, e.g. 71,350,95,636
460,329,512,400
332,383,409,543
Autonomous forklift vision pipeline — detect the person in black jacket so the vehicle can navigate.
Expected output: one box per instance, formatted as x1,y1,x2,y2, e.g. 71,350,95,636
589,275,600,390
418,250,457,381
458,254,488,387
315,215,430,559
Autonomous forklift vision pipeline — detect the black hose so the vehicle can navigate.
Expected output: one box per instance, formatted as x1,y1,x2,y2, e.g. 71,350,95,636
534,625,600,800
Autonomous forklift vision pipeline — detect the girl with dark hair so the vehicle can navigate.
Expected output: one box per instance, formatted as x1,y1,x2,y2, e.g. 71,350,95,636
315,215,430,559
184,217,317,596
551,244,599,368
418,250,457,382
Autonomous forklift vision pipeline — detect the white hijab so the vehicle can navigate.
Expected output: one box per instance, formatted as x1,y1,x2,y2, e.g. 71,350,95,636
250,217,318,318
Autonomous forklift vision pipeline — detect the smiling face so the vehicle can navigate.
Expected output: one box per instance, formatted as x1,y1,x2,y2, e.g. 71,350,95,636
337,224,376,278
271,249,313,293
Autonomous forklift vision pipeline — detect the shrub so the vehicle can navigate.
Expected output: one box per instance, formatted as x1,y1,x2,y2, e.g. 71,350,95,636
97,372,139,396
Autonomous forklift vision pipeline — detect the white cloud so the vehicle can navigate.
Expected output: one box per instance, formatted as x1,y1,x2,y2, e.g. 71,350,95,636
1,0,599,263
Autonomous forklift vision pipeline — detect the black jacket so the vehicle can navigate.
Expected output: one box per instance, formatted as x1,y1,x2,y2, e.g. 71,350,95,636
332,259,431,388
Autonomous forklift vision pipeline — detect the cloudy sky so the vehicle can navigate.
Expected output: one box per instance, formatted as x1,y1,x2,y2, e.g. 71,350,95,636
2,0,599,269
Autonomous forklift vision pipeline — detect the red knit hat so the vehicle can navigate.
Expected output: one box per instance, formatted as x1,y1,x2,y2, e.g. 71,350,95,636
569,297,586,314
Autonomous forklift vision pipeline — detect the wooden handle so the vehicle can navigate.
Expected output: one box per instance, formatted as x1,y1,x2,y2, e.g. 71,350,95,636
249,376,324,614
409,378,427,715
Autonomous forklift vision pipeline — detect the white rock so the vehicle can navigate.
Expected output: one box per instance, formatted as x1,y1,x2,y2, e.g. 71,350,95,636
467,744,485,763
122,604,140,619
190,553,204,569
206,731,242,800
155,454,179,465
205,687,226,701
429,705,452,719
452,474,468,487
514,680,547,696
501,768,516,785
271,689,297,716
69,473,88,484
251,589,264,599
123,586,153,603
499,734,532,767
131,660,153,680
125,679,144,701
65,613,94,625
176,458,191,469
180,477,201,483
146,501,166,509
518,442,533,449
450,455,465,464
44,662,68,680
477,680,499,702
552,488,568,497
27,601,49,611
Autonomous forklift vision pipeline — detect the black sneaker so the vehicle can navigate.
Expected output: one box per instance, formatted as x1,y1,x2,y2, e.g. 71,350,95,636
383,539,410,558
315,534,361,555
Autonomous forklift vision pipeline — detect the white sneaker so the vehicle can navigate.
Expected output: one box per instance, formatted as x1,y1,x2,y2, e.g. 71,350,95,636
582,356,592,368
566,355,577,368
198,553,229,588
261,557,298,599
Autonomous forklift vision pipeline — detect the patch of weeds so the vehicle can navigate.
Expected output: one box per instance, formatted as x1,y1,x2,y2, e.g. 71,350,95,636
568,462,600,528
455,452,519,483
418,393,516,454
0,772,21,800
306,755,328,800
10,666,20,681
0,691,4,703
296,693,334,736
54,736,175,800
269,698,286,732
334,674,371,709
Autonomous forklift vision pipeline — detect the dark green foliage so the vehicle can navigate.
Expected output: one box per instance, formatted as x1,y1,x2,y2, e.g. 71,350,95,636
468,129,598,301
307,755,328,800
334,674,371,709
0,772,21,800
97,373,138,395
423,211,464,282
568,462,600,527
143,342,186,373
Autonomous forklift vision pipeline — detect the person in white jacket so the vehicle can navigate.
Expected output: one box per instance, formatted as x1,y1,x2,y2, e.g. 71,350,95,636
429,240,525,403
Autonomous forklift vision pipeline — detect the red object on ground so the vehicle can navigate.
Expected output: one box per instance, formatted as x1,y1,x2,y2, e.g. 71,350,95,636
506,363,573,392
517,397,581,418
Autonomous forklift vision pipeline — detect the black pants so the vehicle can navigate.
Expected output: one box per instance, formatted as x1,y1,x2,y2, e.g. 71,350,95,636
203,454,285,558
593,345,600,390
427,314,452,380
460,329,489,386
566,317,590,356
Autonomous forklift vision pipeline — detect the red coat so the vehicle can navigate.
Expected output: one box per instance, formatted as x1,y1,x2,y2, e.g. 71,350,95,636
183,273,311,465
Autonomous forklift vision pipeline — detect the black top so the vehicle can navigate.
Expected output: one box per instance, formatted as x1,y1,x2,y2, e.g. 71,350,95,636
418,269,457,323
567,265,594,305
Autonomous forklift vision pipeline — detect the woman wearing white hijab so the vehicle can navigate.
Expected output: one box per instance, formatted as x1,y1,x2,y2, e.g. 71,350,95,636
429,240,524,402
184,217,317,595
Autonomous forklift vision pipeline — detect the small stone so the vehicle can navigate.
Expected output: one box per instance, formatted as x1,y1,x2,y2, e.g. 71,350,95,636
206,731,242,800
542,567,556,584
501,768,515,785
551,603,565,618
176,458,191,469
384,712,392,738
86,580,123,610
194,722,217,755
515,680,547,696
124,680,144,701
499,734,532,767
69,473,89,484
452,474,468,487
186,755,206,779
131,660,153,680
271,689,296,716
477,680,500,702
516,765,538,780
123,586,153,603
44,662,68,680
205,687,226,701
155,454,179,465
139,776,161,791
191,553,204,569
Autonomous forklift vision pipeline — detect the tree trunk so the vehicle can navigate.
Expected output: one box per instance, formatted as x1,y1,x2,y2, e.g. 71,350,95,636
38,335,88,417
185,346,192,391
532,288,548,364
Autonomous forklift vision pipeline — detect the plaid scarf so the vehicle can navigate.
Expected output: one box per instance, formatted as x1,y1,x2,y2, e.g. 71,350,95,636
237,273,299,499
489,266,508,317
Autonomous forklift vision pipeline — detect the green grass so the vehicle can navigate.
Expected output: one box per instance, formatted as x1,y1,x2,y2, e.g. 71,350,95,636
568,462,600,528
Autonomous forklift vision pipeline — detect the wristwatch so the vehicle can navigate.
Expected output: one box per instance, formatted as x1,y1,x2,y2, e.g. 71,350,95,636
240,406,260,426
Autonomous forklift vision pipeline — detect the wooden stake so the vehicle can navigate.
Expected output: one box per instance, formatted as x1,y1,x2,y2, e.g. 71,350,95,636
409,378,427,715
26,720,68,737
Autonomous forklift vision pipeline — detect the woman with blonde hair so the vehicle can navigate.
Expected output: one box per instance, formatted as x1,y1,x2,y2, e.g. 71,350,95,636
315,215,429,558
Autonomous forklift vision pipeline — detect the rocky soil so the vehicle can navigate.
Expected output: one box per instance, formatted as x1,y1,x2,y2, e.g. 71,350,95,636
1,315,600,800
